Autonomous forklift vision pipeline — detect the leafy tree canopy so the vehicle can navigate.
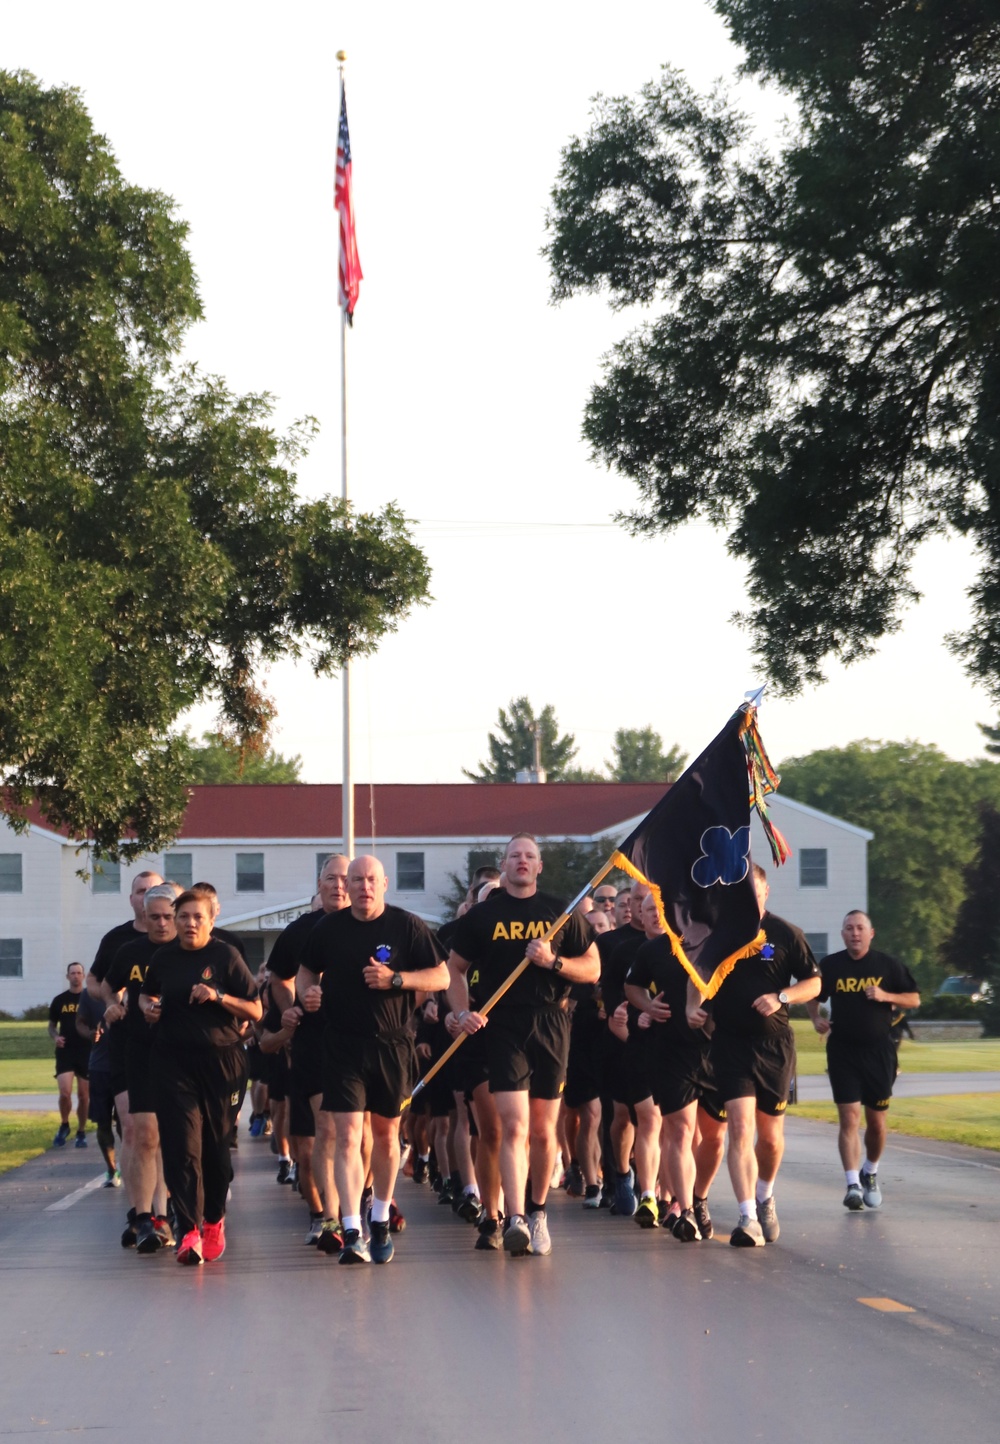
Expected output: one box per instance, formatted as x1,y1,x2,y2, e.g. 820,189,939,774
178,730,302,785
464,698,579,782
0,71,430,858
940,803,1000,1036
779,740,1000,989
607,726,687,782
545,5,1000,699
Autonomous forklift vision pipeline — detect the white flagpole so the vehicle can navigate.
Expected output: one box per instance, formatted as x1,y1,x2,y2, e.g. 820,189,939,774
337,50,354,860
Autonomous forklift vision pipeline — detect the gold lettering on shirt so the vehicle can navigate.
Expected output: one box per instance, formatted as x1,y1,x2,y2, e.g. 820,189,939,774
509,922,524,940
836,976,883,993
491,922,510,941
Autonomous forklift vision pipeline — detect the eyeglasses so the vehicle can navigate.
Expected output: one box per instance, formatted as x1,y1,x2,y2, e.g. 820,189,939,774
593,895,616,906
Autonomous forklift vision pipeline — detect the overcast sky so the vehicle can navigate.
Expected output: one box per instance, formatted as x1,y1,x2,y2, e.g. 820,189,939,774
5,2,992,781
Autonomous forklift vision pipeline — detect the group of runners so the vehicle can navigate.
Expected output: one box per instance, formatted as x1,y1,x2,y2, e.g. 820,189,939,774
49,834,920,1266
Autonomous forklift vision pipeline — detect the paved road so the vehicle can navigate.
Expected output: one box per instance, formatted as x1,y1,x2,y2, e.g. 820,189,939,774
0,1119,997,1441
5,1071,1000,1111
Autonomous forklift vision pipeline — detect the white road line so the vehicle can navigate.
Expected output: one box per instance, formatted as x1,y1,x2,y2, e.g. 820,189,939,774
44,1175,108,1212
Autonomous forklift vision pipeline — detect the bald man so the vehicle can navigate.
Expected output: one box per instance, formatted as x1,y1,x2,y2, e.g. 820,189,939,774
297,856,449,1264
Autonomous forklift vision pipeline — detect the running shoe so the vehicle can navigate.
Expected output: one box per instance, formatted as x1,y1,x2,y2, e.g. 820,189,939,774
262,1116,273,1137
413,1156,429,1184
582,1184,601,1209
120,1208,138,1249
389,1201,407,1233
102,1169,121,1189
74,1132,88,1149
437,1177,455,1206
369,1219,394,1264
565,1162,585,1197
758,1195,780,1243
860,1170,882,1209
248,1114,264,1139
305,1215,325,1245
202,1219,226,1262
53,1123,70,1148
672,1208,702,1242
599,1183,614,1209
502,1215,531,1257
176,1229,203,1266
287,1163,299,1190
135,1216,162,1254
692,1195,714,1239
153,1216,175,1249
456,1193,484,1225
316,1220,344,1255
475,1216,502,1251
339,1229,371,1264
729,1213,765,1248
635,1195,659,1229
527,1211,552,1256
613,1171,638,1218
843,1183,865,1211
276,1158,292,1185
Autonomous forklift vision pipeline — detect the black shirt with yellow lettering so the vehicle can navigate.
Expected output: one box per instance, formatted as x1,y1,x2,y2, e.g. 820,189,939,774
49,989,84,1043
450,888,592,1013
819,948,918,1045
105,935,162,1043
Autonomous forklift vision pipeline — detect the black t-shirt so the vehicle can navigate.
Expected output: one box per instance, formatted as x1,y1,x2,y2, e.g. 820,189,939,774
213,926,247,960
628,935,709,1048
90,920,143,984
819,948,918,1045
599,924,647,1019
449,889,592,1012
142,938,258,1051
49,989,86,1047
266,909,328,981
711,912,819,1038
105,935,162,1043
302,903,441,1038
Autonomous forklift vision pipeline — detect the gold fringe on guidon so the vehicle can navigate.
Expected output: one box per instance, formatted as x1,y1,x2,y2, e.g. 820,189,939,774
610,850,766,1001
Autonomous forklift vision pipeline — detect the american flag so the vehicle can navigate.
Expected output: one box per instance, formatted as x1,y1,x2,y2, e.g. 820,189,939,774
335,84,363,321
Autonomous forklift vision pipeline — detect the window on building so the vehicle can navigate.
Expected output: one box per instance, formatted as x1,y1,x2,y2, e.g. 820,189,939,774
164,852,193,890
467,849,498,880
799,849,828,888
92,858,121,894
0,938,23,977
236,853,265,892
805,932,829,960
241,936,266,969
396,852,425,892
0,854,22,893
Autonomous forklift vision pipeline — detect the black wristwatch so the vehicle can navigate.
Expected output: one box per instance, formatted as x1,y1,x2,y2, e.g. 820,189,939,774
552,957,564,973
391,972,404,990
214,987,224,1005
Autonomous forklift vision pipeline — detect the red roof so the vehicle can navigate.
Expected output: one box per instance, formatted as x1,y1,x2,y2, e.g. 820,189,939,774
178,782,669,841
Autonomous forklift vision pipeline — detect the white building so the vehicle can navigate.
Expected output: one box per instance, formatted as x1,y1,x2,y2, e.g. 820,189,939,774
0,783,871,1015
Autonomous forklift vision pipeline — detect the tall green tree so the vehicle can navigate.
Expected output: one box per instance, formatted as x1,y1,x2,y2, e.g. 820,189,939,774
940,804,1000,1036
608,727,687,782
179,731,302,785
464,699,579,782
0,72,430,858
778,741,1000,989
545,7,1000,700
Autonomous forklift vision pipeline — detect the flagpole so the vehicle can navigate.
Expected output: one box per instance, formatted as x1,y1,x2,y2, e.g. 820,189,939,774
337,49,354,860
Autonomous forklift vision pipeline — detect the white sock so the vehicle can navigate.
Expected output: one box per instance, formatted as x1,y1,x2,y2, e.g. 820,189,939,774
863,1159,878,1175
845,1169,860,1186
739,1198,758,1220
463,1184,480,1197
418,1152,430,1162
756,1178,774,1203
370,1197,391,1224
279,1154,291,1164
343,1214,361,1233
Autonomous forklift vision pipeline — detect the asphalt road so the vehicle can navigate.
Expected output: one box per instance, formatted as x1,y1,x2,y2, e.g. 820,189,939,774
0,1118,997,1442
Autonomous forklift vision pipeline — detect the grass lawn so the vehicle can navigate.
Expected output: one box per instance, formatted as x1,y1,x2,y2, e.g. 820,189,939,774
0,1059,56,1093
791,1021,1000,1074
0,1111,64,1176
792,1094,1000,1151
0,1021,51,1060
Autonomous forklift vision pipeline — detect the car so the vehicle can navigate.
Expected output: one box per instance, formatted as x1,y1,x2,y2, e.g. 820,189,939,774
935,975,994,1004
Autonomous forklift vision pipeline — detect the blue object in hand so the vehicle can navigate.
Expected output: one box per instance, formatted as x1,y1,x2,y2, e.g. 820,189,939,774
374,945,392,963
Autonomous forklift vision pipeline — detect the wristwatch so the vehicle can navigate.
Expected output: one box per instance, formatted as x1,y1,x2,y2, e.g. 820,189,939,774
391,972,404,990
214,987,224,1005
552,957,564,973
778,990,790,1006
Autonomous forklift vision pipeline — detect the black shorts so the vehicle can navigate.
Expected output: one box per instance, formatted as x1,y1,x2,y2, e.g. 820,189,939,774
710,1029,795,1117
125,1036,157,1115
453,1027,490,1096
268,1048,290,1104
88,1070,115,1128
421,1059,455,1119
245,1044,270,1085
486,1006,570,1100
290,1027,323,1101
603,1029,653,1107
826,1035,898,1111
564,1015,604,1108
54,1048,89,1081
288,1073,316,1138
647,1039,720,1118
322,1030,416,1119
108,1024,128,1099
